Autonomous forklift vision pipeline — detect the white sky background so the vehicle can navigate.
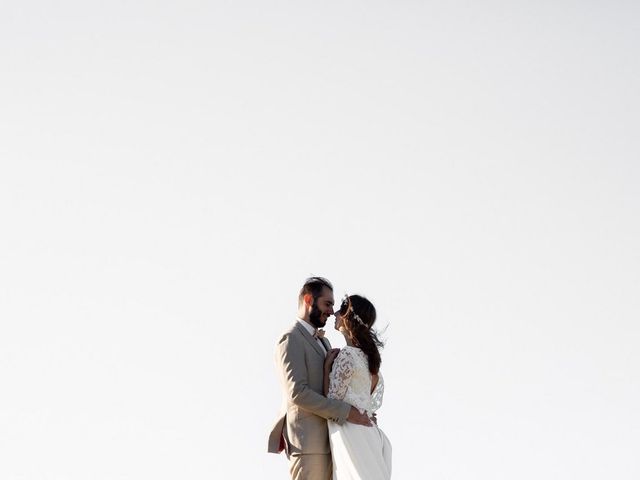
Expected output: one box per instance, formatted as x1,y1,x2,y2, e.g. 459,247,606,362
1,1,639,479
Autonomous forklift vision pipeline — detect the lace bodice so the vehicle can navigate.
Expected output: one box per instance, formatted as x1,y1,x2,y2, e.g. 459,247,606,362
327,346,384,415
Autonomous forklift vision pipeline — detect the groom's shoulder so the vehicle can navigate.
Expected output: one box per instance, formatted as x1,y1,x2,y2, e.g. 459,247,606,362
275,322,302,345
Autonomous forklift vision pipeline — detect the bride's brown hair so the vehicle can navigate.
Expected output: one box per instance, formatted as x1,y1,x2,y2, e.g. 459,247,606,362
339,295,384,375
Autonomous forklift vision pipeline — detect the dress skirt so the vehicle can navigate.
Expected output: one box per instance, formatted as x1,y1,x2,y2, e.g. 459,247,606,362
328,420,392,480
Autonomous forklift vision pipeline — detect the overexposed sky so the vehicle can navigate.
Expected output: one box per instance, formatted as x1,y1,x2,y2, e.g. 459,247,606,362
1,1,639,479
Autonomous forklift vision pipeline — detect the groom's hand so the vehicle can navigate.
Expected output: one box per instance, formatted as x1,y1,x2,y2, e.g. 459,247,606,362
347,407,372,427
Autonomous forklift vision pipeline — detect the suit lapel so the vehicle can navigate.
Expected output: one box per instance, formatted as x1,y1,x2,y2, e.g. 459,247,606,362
295,322,326,358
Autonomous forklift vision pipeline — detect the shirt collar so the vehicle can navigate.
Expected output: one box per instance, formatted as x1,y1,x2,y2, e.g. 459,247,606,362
297,317,316,336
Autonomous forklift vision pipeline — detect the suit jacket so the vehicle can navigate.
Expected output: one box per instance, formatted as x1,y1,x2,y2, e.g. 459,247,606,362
268,321,351,455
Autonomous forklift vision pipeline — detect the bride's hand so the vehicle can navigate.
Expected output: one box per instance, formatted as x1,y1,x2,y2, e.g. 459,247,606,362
324,348,340,370
323,348,340,396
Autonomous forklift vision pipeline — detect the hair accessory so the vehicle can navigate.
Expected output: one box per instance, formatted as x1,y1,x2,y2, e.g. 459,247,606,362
352,312,367,327
342,294,369,329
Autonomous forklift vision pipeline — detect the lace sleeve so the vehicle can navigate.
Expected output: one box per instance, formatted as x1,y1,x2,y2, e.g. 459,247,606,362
327,348,355,400
371,372,385,412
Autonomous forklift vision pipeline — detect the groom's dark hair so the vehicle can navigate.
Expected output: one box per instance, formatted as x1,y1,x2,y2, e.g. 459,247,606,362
298,276,333,305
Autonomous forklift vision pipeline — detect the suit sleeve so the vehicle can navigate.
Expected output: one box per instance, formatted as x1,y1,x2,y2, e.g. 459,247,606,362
276,333,351,425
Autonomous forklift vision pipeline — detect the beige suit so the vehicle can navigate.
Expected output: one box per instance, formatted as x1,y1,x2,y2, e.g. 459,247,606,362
269,321,351,480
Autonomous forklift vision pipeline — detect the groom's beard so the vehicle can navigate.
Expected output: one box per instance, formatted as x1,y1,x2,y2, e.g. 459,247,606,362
309,303,326,329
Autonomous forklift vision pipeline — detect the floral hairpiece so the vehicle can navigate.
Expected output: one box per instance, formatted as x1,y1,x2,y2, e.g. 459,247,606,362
352,312,367,327
342,294,368,329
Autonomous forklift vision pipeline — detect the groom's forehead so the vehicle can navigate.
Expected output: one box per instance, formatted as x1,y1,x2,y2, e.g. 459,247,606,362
319,287,334,304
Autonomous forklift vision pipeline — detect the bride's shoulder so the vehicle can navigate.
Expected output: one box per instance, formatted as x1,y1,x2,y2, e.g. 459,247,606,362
339,345,367,360
340,345,362,354
336,345,359,358
337,345,354,353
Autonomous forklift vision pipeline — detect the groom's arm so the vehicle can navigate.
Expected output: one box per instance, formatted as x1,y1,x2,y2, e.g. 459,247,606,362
276,333,351,424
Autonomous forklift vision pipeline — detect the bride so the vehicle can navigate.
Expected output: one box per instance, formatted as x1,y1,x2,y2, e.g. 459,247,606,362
323,294,392,479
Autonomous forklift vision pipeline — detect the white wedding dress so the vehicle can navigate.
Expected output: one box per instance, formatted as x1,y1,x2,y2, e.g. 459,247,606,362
327,346,392,479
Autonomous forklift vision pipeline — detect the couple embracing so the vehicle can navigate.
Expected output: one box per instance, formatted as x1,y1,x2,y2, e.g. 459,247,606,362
268,277,392,480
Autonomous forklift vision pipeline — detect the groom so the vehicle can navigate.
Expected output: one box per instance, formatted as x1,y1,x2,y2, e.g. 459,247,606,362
268,277,372,480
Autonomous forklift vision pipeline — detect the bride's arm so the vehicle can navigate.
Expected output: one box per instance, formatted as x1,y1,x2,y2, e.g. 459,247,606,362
324,348,374,426
323,348,340,395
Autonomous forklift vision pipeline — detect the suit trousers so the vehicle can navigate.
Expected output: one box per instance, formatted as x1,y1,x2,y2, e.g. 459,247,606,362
289,453,332,480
